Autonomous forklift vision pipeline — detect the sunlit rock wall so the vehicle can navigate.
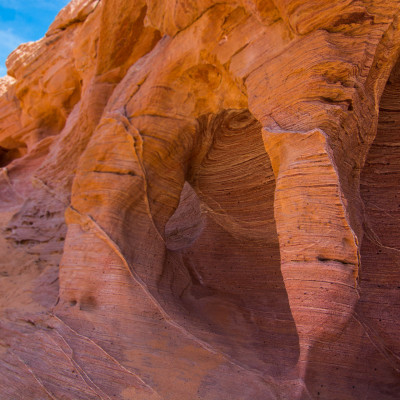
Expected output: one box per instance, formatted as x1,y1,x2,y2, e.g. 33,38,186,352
1,0,400,398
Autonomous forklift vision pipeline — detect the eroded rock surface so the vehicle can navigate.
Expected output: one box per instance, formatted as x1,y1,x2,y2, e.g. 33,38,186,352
1,1,400,398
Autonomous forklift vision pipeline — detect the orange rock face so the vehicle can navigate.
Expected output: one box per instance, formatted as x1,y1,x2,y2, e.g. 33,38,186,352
1,1,400,398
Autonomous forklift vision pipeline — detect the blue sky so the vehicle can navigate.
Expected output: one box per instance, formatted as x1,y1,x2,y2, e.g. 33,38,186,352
0,0,69,76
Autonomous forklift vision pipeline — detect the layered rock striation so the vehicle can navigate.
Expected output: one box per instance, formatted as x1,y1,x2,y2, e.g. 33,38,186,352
1,0,400,398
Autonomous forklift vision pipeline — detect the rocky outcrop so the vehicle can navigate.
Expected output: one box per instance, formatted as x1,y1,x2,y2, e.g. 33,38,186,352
1,0,400,398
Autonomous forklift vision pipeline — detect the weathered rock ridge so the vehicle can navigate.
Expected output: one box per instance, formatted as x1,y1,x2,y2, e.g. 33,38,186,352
1,0,400,398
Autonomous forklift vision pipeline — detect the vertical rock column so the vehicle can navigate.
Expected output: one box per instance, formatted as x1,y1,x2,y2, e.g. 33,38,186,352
241,3,400,382
263,129,360,376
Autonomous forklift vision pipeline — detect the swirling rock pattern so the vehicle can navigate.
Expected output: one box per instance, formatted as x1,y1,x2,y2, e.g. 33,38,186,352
0,0,400,398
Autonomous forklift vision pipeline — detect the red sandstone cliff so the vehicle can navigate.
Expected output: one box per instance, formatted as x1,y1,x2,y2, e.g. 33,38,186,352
1,1,400,398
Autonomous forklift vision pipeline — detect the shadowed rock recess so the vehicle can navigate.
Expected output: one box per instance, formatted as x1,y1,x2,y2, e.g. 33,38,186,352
1,1,400,399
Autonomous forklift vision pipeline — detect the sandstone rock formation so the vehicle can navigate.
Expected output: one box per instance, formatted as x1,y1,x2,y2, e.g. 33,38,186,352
1,0,400,398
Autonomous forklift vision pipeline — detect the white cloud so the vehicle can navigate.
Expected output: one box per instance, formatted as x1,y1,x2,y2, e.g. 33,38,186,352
0,29,26,73
0,29,25,52
0,0,70,70
0,0,68,11
0,64,6,77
